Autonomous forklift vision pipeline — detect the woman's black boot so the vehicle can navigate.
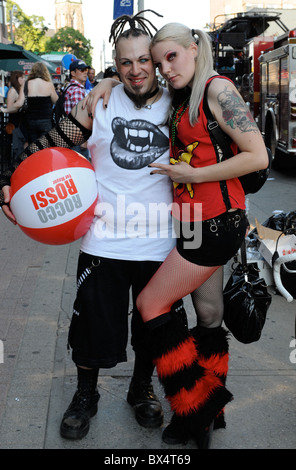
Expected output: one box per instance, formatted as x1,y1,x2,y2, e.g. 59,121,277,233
195,420,214,449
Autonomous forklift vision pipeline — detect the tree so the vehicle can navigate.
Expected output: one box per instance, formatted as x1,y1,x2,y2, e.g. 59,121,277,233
5,1,93,63
6,0,48,52
45,27,93,66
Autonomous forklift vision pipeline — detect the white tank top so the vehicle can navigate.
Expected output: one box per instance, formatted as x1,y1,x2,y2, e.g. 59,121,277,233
80,84,176,261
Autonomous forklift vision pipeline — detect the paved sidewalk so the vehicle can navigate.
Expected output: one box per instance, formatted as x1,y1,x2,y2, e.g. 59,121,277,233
0,211,295,450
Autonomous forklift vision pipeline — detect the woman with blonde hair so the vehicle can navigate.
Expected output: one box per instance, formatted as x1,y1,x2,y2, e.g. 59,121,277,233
24,62,58,143
133,22,269,448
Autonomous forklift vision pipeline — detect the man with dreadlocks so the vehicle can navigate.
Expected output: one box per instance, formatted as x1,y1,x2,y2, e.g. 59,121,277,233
0,10,188,442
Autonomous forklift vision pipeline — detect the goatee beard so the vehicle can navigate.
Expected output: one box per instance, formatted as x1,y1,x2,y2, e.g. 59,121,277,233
124,86,159,108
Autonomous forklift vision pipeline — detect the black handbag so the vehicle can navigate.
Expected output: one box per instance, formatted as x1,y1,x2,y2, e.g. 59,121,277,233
223,239,272,343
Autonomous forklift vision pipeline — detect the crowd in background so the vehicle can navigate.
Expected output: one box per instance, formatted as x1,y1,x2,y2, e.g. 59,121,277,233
0,62,120,162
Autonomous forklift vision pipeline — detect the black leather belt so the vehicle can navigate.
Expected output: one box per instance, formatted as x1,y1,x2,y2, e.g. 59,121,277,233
204,209,245,232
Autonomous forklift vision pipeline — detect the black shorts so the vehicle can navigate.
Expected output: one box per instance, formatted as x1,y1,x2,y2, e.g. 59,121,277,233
68,254,186,369
176,209,249,266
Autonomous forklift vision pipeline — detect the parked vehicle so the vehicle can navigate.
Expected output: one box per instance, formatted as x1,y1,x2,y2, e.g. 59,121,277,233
209,10,296,169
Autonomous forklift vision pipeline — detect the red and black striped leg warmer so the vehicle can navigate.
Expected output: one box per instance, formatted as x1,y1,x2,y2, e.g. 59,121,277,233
191,325,231,430
148,314,233,438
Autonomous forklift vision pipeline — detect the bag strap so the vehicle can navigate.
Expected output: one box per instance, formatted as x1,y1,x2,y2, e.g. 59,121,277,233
63,83,76,95
24,80,28,97
240,237,247,267
18,81,28,118
203,76,234,210
203,77,234,159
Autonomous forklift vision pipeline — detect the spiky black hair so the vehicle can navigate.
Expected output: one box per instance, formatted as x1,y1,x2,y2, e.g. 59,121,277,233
109,9,163,46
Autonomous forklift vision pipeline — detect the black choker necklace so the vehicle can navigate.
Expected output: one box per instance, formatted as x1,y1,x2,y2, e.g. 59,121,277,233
124,87,160,109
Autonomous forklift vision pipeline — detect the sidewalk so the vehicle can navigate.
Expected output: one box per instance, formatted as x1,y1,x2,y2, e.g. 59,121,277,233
0,211,295,450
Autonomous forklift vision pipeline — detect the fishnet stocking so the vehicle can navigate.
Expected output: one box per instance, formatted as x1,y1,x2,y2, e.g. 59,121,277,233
0,114,91,206
190,266,224,327
136,247,221,323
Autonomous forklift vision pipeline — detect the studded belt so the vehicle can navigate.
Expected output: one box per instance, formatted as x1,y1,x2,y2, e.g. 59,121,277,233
204,209,245,232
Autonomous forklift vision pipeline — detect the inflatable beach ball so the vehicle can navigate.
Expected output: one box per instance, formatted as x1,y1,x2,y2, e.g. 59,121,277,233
10,148,97,245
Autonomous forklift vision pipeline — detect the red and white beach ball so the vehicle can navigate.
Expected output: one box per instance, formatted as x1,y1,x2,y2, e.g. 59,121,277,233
10,148,97,245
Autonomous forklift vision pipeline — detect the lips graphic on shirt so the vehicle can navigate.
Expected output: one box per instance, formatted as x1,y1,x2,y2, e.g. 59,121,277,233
110,117,169,169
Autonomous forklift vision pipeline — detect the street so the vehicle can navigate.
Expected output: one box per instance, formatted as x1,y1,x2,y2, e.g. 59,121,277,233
247,162,296,230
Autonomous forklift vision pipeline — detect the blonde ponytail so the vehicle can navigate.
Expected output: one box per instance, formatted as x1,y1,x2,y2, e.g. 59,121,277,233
189,28,215,125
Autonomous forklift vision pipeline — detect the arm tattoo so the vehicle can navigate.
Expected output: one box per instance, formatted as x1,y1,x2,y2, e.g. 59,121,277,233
217,86,259,133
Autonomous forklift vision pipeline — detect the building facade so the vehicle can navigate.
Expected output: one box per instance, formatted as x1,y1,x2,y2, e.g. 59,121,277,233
55,0,84,35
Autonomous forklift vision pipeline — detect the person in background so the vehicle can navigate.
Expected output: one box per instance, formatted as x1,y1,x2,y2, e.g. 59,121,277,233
3,77,9,101
64,59,90,159
103,66,121,81
64,59,89,113
85,67,98,90
0,78,6,105
24,62,58,143
0,71,27,160
54,83,63,96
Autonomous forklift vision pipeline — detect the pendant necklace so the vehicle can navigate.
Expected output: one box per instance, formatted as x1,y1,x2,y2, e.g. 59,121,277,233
170,97,190,147
137,88,161,110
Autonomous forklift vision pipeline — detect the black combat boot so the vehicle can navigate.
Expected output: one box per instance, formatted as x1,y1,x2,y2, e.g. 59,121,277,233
60,367,100,439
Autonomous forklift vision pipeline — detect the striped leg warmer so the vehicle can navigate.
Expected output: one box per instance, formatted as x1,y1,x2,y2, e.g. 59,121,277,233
148,314,233,438
191,325,231,430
